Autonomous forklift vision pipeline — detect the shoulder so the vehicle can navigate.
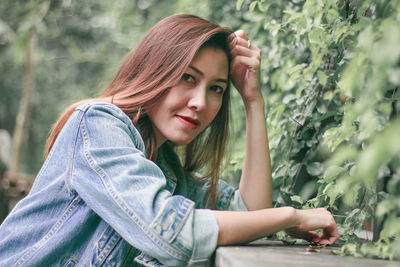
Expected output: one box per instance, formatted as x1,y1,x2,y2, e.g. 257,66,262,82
74,101,145,151
76,101,129,122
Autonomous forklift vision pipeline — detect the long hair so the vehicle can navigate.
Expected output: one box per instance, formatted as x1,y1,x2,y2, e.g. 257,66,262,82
45,14,233,208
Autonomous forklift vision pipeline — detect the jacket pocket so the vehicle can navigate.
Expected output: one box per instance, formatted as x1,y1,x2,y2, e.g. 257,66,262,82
91,225,121,266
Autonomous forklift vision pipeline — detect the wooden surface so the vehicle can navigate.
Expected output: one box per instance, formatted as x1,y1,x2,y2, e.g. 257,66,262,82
215,239,398,267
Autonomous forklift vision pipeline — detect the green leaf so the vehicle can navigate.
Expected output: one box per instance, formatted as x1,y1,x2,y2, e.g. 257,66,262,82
345,209,361,222
306,162,324,176
249,1,258,12
283,10,304,23
308,28,321,45
376,199,396,217
257,2,267,12
380,214,400,240
289,163,301,177
341,243,358,256
299,181,317,200
291,195,303,204
317,70,328,86
282,94,296,104
322,166,345,183
296,85,304,99
312,110,337,123
236,0,244,11
328,187,341,207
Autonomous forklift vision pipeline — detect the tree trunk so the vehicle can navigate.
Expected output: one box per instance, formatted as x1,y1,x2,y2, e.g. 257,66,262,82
8,26,36,177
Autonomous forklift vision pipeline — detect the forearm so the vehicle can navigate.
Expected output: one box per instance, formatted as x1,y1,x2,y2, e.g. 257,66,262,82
212,207,296,245
239,98,272,210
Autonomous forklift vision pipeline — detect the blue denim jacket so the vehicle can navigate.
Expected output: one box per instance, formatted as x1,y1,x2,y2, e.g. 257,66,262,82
0,102,247,266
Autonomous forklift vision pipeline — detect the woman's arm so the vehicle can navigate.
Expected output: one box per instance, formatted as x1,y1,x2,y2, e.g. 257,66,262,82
240,97,272,210
230,30,272,210
213,207,339,246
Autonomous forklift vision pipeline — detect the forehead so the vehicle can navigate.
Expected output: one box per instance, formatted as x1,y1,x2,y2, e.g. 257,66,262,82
190,47,229,79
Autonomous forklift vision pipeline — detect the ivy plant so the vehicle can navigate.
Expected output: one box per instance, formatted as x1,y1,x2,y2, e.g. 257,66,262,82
231,0,400,260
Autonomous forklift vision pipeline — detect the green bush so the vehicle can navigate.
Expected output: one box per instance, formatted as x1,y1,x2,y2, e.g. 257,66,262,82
232,0,400,260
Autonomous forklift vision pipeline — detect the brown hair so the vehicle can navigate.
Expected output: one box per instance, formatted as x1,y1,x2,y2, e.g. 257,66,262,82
45,14,233,208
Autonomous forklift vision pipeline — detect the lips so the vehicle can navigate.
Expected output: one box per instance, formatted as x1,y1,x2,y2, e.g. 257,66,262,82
176,115,200,129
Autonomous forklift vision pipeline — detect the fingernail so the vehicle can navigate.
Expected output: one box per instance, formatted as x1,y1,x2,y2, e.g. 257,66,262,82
229,36,237,46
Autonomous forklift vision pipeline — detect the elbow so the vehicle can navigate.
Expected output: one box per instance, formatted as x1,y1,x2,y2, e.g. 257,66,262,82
265,198,273,209
239,189,272,211
246,203,272,211
259,196,273,210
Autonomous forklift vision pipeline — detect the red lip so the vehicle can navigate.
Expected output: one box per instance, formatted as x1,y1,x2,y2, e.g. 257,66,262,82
176,115,200,129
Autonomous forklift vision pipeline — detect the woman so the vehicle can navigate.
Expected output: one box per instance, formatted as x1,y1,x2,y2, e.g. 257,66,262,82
0,14,338,266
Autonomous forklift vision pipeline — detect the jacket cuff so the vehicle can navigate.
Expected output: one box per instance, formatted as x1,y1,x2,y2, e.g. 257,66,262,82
189,209,219,264
140,208,219,266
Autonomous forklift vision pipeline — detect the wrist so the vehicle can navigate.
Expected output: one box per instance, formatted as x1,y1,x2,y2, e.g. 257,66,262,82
243,96,265,111
270,207,298,230
286,207,299,229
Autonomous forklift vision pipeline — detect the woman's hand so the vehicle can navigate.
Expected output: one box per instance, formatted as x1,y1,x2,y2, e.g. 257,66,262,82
229,30,262,104
286,208,339,245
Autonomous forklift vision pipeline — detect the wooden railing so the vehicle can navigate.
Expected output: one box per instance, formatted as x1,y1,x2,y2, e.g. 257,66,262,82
215,239,394,267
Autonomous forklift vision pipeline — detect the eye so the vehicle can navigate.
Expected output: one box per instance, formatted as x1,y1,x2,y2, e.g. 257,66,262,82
210,85,225,94
182,73,195,83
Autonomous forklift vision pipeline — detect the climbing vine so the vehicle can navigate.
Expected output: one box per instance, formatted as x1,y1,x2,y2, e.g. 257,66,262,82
231,0,400,260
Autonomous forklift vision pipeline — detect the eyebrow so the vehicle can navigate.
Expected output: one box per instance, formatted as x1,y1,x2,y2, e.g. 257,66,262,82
189,65,228,84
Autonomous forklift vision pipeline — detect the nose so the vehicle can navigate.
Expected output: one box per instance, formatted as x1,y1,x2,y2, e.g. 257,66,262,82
187,84,207,111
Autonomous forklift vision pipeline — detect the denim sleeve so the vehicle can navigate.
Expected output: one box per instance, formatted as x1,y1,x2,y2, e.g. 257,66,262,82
70,104,218,266
186,173,248,212
214,180,248,211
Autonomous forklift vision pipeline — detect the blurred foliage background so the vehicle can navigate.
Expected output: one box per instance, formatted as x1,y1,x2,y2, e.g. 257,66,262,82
0,0,399,261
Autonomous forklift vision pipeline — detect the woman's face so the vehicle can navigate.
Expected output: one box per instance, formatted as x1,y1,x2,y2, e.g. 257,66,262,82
147,46,229,147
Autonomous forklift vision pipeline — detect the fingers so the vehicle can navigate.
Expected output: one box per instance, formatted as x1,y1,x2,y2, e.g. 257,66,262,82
307,230,337,246
321,223,340,245
230,35,259,53
231,55,259,73
230,44,260,73
294,208,340,246
232,45,259,58
286,228,320,242
229,29,259,52
302,231,321,243
230,35,248,48
229,29,262,101
320,209,340,245
286,226,338,246
233,29,247,41
229,32,261,74
228,29,246,43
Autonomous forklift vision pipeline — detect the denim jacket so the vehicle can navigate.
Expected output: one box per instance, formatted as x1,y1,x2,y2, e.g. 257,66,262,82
0,102,247,267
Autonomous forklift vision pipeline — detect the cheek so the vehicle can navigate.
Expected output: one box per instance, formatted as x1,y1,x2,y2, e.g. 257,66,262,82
146,107,160,126
162,88,187,111
205,98,223,122
148,90,180,116
147,98,169,124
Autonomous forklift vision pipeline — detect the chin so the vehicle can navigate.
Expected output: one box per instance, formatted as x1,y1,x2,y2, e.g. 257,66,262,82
168,136,195,146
